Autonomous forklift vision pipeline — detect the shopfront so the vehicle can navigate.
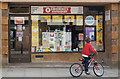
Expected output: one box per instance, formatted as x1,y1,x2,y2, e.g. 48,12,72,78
8,4,105,63
30,6,104,53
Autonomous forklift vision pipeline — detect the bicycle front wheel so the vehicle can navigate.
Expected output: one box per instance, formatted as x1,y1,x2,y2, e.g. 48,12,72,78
93,63,104,77
69,63,83,77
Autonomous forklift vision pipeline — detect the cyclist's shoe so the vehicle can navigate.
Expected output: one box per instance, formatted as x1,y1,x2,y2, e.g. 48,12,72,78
85,71,90,75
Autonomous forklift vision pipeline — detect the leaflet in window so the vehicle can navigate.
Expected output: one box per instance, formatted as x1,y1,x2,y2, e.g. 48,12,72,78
52,15,63,22
76,16,83,26
64,15,74,22
40,15,51,22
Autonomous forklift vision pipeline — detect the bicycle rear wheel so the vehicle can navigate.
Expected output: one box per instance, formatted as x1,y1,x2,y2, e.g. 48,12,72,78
69,63,83,77
93,63,104,77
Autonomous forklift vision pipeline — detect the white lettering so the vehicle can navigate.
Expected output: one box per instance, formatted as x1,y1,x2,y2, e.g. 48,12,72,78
46,8,51,12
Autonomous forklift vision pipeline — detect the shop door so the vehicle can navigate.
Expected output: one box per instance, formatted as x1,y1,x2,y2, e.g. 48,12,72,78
9,15,31,63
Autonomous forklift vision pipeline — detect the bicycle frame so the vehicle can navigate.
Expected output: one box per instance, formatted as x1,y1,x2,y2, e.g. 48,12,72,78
76,56,98,71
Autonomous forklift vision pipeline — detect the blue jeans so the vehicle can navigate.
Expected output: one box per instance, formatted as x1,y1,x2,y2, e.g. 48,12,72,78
83,57,91,72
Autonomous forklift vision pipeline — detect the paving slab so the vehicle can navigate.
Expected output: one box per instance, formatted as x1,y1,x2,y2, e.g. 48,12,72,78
2,67,119,77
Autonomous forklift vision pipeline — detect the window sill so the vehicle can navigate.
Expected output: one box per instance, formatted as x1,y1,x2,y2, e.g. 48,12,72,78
32,51,82,54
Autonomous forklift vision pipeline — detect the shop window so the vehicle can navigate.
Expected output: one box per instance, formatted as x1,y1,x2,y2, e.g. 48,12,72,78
31,14,104,53
9,6,30,14
31,15,84,53
85,15,104,51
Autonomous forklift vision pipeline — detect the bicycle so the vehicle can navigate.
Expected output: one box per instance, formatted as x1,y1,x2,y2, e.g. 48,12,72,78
69,53,104,77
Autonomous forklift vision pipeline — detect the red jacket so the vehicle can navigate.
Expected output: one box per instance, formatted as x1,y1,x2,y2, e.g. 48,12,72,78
82,43,96,56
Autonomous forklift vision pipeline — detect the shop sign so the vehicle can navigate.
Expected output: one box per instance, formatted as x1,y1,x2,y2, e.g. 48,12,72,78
43,7,71,14
85,16,95,26
15,17,24,24
31,6,83,14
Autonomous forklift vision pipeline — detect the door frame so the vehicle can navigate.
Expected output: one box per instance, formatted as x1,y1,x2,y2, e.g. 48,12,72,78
8,14,31,63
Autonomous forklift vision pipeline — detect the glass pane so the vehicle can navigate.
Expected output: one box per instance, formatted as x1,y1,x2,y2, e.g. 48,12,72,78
31,15,84,52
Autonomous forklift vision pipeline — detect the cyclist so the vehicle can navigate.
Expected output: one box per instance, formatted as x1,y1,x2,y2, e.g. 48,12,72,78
82,37,96,75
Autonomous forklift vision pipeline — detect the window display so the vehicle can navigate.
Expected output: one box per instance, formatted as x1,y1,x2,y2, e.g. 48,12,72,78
31,14,104,53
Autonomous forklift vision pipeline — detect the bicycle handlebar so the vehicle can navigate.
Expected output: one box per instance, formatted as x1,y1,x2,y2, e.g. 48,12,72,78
89,53,96,57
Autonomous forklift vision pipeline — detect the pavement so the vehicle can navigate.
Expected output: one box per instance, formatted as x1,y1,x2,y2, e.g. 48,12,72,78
2,62,119,77
1,62,119,77
2,67,119,77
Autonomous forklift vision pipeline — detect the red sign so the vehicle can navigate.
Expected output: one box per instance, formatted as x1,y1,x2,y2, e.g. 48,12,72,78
15,17,24,24
43,7,71,14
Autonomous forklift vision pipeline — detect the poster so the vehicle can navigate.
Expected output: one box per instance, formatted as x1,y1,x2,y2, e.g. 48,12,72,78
18,37,22,42
32,26,39,36
64,32,71,51
76,16,83,26
96,16,103,26
96,15,103,45
16,31,23,37
32,36,39,46
40,15,51,22
10,31,13,37
85,27,95,40
64,15,74,22
78,33,83,40
32,16,39,49
17,25,22,31
52,15,63,22
15,17,24,24
31,16,39,26
42,32,50,48
105,10,110,21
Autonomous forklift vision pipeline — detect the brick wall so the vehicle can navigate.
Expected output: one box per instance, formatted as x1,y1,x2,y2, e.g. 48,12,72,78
1,3,9,66
105,4,112,65
2,3,8,54
0,2,2,67
105,4,119,66
31,52,105,63
111,4,119,65
118,2,120,67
